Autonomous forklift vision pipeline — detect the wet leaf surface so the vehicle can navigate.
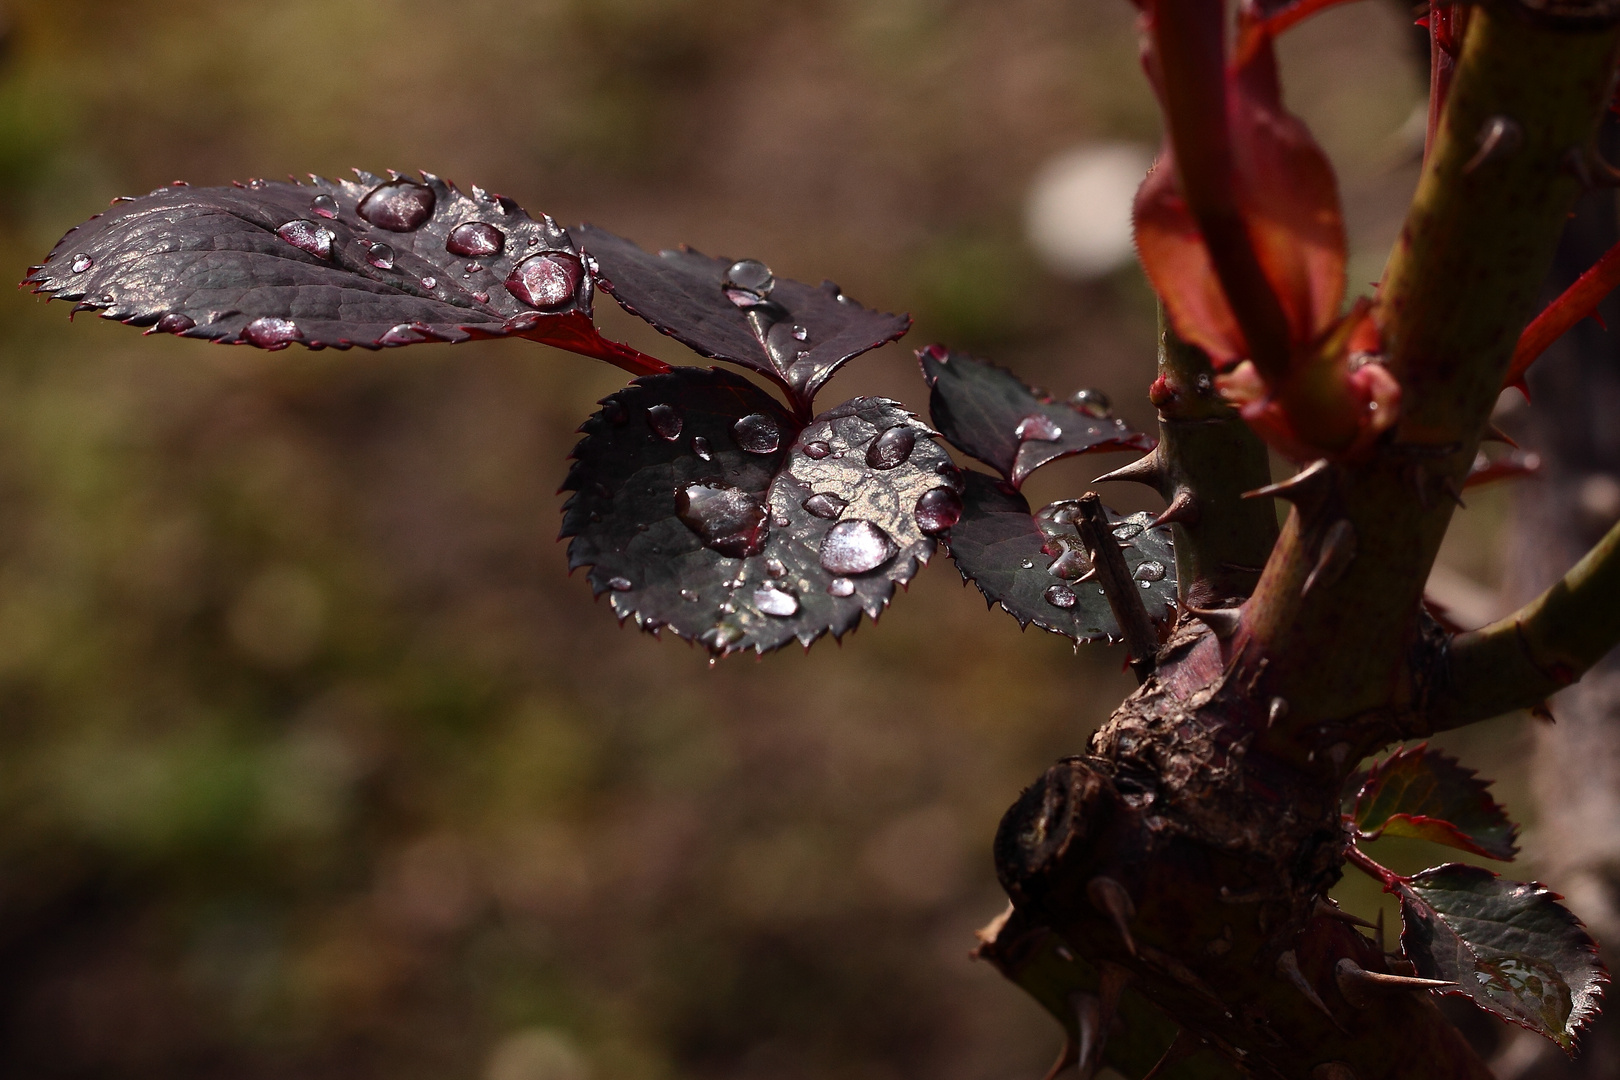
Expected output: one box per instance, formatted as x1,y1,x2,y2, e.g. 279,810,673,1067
918,345,1154,488
24,171,665,373
1347,744,1518,861
1396,864,1606,1053
946,470,1176,642
561,368,954,655
575,225,911,413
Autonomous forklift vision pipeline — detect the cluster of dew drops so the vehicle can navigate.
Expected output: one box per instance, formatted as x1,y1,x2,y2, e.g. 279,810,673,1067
1026,502,1169,614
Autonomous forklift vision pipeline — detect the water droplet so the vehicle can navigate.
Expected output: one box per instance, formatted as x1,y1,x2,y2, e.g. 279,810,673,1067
472,291,490,304
1112,522,1144,541
803,441,832,460
1020,558,1035,570
466,263,481,274
935,462,966,492
680,588,699,602
723,258,774,296
914,487,964,535
276,219,335,259
765,557,787,578
242,316,300,348
70,253,92,274
754,584,800,617
421,275,437,289
692,435,713,461
827,577,856,597
446,220,506,257
773,515,790,528
677,483,770,558
732,413,782,455
381,323,424,345
506,252,582,309
367,242,396,270
608,576,633,591
819,520,897,575
1046,543,1092,580
1069,388,1112,418
1134,559,1167,583
803,492,847,520
718,601,736,614
155,312,195,334
866,427,916,470
792,325,809,342
310,193,339,219
765,320,808,368
647,404,683,441
1015,413,1063,442
357,179,436,231
1044,584,1078,609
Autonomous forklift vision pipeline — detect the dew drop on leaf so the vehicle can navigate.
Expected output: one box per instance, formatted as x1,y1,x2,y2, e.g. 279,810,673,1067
367,242,396,270
310,193,339,219
421,276,437,289
70,253,92,273
646,404,683,441
680,589,699,602
1015,413,1063,442
1112,522,1144,541
1134,559,1167,583
381,323,424,345
446,221,506,257
803,441,832,460
242,316,300,348
914,487,964,535
1069,388,1112,418
792,325,809,342
676,483,770,558
692,436,713,461
155,312,195,334
866,427,916,470
753,584,800,617
1045,540,1092,580
506,253,582,309
1021,558,1035,569
723,258,774,296
1044,584,1078,609
765,557,787,578
765,321,808,367
819,520,897,575
357,179,436,232
276,219,335,259
732,413,782,455
803,492,848,520
608,576,634,591
827,577,855,597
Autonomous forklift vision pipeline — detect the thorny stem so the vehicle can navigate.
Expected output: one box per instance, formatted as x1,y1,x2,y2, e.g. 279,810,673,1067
1077,493,1159,681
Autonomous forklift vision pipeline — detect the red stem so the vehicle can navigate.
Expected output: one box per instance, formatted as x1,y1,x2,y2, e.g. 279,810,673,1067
1345,843,1404,890
1505,235,1620,392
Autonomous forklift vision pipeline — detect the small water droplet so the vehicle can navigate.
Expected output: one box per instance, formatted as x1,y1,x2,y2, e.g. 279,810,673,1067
466,262,481,274
723,258,774,296
310,193,339,219
718,601,736,614
155,312,195,334
358,178,436,231
1134,559,1167,583
819,520,897,575
692,435,713,461
754,584,800,617
608,576,634,591
827,577,855,597
765,320,808,368
367,242,396,270
1015,413,1063,442
765,557,787,578
1112,522,1144,541
248,178,268,189
1044,584,1078,609
803,493,848,519
733,413,782,454
70,253,92,274
866,427,916,470
803,441,832,459
792,325,809,342
472,291,490,304
773,515,790,528
680,589,700,602
914,487,964,535
506,252,583,309
446,220,506,257
647,404,683,441
1068,388,1112,418
677,483,770,558
276,220,336,259
1020,558,1035,570
381,323,424,345
242,316,300,348
420,275,437,289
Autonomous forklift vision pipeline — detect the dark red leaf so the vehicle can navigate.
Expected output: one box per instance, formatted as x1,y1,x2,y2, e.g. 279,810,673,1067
1349,744,1519,861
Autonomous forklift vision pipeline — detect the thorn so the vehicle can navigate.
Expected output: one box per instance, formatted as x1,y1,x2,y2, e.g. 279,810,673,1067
1334,958,1455,1008
1098,961,1131,1039
1093,450,1168,493
1042,1036,1077,1080
1314,898,1377,929
1072,993,1103,1080
1463,115,1523,174
1141,1029,1201,1080
1441,477,1466,508
1242,459,1331,507
1275,950,1345,1031
1151,489,1200,529
1302,519,1356,596
1531,702,1557,723
1268,697,1289,728
1087,877,1137,957
1482,423,1519,448
1187,605,1243,641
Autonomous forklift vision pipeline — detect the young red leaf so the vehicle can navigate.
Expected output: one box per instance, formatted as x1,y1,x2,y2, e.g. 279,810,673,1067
1465,448,1542,489
1505,236,1620,396
1350,744,1519,861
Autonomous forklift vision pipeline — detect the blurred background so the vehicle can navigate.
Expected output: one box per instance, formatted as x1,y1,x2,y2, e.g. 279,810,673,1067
0,1,1572,1078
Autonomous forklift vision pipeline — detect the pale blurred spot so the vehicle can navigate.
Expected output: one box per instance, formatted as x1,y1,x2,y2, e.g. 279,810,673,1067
860,804,964,908
486,1028,590,1080
378,832,484,935
1025,143,1156,280
1578,473,1620,530
227,564,326,668
489,824,594,919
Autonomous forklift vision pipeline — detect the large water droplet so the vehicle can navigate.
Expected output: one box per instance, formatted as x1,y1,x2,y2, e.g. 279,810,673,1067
647,404,683,441
506,253,582,309
446,221,506,257
827,577,855,597
692,435,713,461
732,413,782,455
1044,584,1078,609
803,441,832,460
803,492,847,519
1044,538,1092,580
1015,413,1063,442
1069,388,1112,418
242,316,300,348
753,584,800,617
357,179,436,231
819,520,897,575
70,253,94,274
724,258,774,296
608,576,634,591
677,483,770,558
310,193,339,219
914,487,964,535
935,462,966,492
1112,522,1143,542
1134,559,1167,583
277,219,335,259
155,312,195,334
367,242,396,269
866,427,916,470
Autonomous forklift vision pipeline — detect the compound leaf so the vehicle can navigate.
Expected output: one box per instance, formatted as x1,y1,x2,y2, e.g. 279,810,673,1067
1396,864,1606,1053
946,470,1175,642
575,224,911,413
1349,744,1519,861
24,171,665,373
918,345,1154,488
561,367,958,656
